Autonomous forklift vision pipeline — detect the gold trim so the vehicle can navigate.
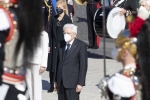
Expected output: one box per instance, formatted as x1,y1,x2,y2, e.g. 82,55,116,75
44,0,51,21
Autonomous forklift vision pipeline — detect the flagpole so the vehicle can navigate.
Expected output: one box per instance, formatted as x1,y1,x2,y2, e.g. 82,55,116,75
102,0,106,77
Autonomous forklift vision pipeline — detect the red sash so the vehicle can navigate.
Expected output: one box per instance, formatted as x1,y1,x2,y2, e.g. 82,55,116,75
0,6,15,42
95,3,101,47
10,0,18,4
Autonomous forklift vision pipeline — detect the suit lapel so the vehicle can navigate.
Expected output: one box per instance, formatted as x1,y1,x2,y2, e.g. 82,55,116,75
65,38,77,60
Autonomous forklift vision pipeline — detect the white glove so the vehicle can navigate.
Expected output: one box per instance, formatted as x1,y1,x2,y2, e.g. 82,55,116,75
0,9,10,31
138,6,149,20
67,0,73,5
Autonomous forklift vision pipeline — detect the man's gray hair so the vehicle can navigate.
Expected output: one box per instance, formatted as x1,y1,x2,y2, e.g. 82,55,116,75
63,24,77,34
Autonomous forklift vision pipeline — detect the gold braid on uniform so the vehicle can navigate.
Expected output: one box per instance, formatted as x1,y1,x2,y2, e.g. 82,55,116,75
44,0,51,21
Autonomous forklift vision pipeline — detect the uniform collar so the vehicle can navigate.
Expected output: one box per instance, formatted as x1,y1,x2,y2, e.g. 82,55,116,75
124,63,136,69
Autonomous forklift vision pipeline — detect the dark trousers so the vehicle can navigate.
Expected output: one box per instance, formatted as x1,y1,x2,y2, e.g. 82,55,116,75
67,4,72,16
58,81,80,100
86,4,97,47
49,71,54,90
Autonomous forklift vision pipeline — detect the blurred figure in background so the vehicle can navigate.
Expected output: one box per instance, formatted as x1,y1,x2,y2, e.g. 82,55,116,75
47,0,72,92
139,0,150,18
130,6,150,100
86,0,101,49
0,0,43,99
111,0,137,16
43,0,56,32
26,30,49,100
66,0,74,22
140,0,150,8
136,15,150,100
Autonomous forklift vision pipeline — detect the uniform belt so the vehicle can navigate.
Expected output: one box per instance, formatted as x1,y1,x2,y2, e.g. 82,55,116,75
87,3,99,5
3,67,26,76
2,67,26,83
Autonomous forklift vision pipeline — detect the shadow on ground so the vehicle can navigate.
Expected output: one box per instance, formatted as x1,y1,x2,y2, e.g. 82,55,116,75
76,17,87,23
42,80,50,90
87,51,112,59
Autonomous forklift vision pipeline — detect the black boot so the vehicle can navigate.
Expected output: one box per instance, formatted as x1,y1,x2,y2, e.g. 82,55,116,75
47,82,54,93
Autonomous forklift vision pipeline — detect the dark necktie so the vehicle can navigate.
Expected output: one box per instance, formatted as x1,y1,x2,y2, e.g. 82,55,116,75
65,44,71,55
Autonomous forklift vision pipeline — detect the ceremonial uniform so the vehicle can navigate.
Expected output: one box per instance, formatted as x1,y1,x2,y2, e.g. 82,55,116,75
113,0,137,13
101,65,141,100
97,30,141,100
86,0,101,49
0,5,28,100
0,0,43,99
112,0,137,29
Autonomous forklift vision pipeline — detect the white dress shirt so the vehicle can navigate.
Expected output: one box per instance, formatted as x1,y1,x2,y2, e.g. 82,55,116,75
65,38,75,50
124,63,136,69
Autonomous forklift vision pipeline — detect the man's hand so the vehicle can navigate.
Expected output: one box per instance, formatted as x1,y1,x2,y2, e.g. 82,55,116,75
119,8,126,16
54,82,57,91
70,13,73,22
48,47,50,53
76,85,83,93
39,66,46,74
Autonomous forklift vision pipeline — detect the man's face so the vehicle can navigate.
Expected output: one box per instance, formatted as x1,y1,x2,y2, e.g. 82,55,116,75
64,28,76,42
111,46,121,60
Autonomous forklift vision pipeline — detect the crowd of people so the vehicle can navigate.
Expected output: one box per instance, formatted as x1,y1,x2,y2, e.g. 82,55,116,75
1,0,150,100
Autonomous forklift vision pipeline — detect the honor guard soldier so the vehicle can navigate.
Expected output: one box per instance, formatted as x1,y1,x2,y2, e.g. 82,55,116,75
97,6,150,100
112,0,137,16
86,0,101,49
0,0,43,99
112,0,138,30
130,6,150,100
98,30,142,100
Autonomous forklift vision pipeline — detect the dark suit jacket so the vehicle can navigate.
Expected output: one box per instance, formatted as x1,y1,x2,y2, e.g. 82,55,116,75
87,0,101,4
47,14,72,72
55,38,88,88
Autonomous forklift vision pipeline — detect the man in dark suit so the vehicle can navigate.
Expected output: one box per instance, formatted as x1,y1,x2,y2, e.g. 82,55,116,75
54,24,88,100
86,0,101,49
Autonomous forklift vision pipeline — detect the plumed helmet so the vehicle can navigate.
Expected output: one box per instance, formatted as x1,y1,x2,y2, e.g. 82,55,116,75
115,30,137,61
